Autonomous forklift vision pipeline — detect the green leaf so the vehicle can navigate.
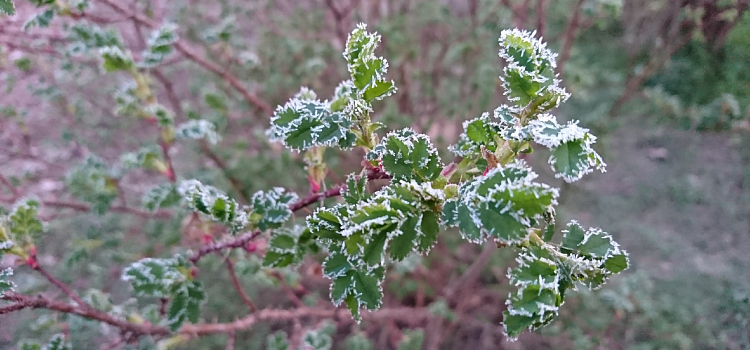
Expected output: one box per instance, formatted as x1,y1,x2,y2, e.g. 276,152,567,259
323,252,352,278
178,180,248,233
0,268,15,295
343,24,396,103
352,270,382,310
0,0,15,16
250,187,297,231
175,120,221,145
266,331,290,350
396,329,425,350
389,215,418,261
139,23,178,68
444,161,558,244
142,184,181,212
167,281,204,331
346,333,374,350
66,156,119,215
8,198,44,240
41,334,70,350
330,272,352,305
379,129,442,183
121,255,190,297
363,231,388,267
417,210,440,253
23,10,54,30
262,228,307,268
299,321,335,350
529,117,606,183
342,173,369,205
100,46,134,72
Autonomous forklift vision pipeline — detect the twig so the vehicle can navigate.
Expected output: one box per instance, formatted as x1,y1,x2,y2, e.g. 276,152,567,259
0,174,19,197
99,0,273,116
557,0,586,74
32,264,92,310
225,258,258,312
269,271,305,308
225,332,235,350
443,243,496,302
200,143,250,203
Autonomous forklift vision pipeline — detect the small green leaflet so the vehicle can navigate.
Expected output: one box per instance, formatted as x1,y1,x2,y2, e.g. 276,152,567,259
266,331,289,350
396,329,425,350
8,198,45,240
99,46,135,72
341,173,369,205
175,119,221,145
0,268,15,295
250,187,297,231
139,23,178,68
167,281,205,331
178,180,248,233
23,10,54,30
66,156,119,215
142,183,181,213
38,334,70,350
560,221,629,288
0,0,15,16
299,321,335,350
376,128,442,183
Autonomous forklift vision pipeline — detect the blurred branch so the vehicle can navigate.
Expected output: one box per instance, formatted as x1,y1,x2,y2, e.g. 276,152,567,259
269,270,305,308
225,257,258,313
32,263,93,311
556,0,586,74
99,0,273,116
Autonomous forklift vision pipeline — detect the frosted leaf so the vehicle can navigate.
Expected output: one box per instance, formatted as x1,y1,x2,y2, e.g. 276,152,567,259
527,117,606,182
145,104,174,127
23,10,54,30
376,128,442,183
178,179,248,233
268,97,356,152
442,160,558,244
139,23,178,68
0,0,15,16
66,156,119,215
175,120,221,145
122,255,204,331
142,183,181,213
262,226,319,268
299,321,335,350
99,46,134,72
250,187,297,231
67,22,122,52
0,267,15,295
344,24,397,103
41,334,70,350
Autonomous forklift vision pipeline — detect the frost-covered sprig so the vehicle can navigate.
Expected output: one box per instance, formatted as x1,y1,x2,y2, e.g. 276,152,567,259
178,179,248,233
0,267,16,296
175,119,221,145
139,23,178,68
122,255,205,331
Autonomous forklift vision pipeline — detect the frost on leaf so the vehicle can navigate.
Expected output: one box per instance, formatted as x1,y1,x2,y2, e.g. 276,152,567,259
268,93,356,152
142,183,181,213
175,120,221,145
66,156,119,215
178,180,248,233
309,180,442,320
344,23,396,103
119,146,167,172
559,221,629,289
99,46,135,72
250,187,297,231
23,10,54,30
122,255,204,331
145,104,174,127
527,116,606,182
0,0,15,16
375,129,442,183
266,331,290,350
503,245,563,340
341,173,370,205
139,23,178,68
442,161,558,244
299,320,335,350
498,29,569,110
502,221,629,339
67,22,122,54
0,268,15,295
40,334,70,350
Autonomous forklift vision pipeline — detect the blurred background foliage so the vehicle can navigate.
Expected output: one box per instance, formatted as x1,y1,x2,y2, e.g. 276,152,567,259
1,0,749,349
